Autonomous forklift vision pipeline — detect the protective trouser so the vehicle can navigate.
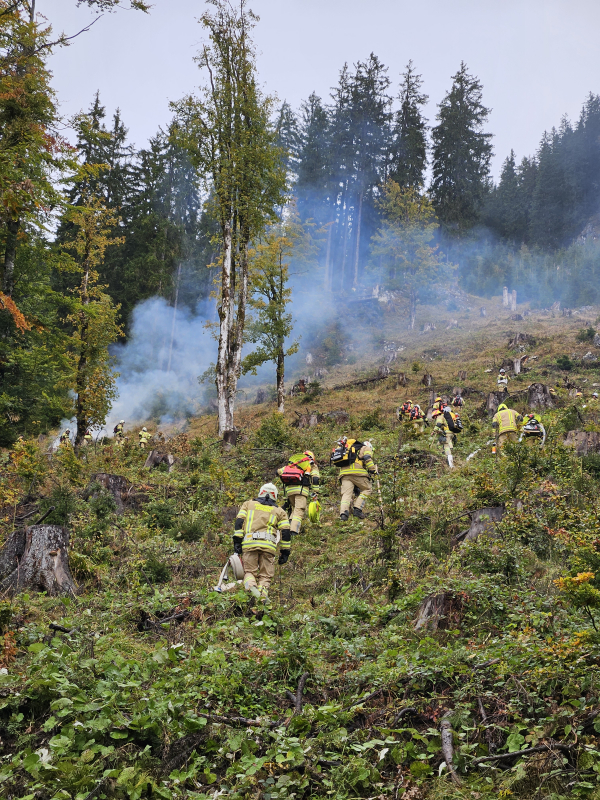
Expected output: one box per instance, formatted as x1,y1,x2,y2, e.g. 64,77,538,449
411,419,425,434
242,548,275,597
498,431,518,449
288,494,307,534
438,432,454,457
340,475,372,515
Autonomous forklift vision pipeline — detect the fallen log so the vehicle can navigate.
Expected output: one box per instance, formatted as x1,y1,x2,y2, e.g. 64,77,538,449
440,711,462,785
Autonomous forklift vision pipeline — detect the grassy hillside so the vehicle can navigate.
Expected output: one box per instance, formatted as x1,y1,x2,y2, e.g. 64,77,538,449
2,298,600,800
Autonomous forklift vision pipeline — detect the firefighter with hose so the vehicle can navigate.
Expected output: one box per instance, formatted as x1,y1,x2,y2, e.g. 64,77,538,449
277,450,320,536
331,437,378,521
233,483,291,601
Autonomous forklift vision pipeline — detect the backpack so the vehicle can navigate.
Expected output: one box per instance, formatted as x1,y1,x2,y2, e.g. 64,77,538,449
280,454,312,486
401,402,412,415
523,420,542,436
330,439,363,468
444,409,463,433
409,407,421,420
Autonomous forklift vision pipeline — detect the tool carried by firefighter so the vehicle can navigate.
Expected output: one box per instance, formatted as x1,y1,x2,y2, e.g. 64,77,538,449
519,413,546,445
213,553,245,592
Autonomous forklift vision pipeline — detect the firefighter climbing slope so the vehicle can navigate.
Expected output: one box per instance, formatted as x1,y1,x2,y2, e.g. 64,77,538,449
277,450,320,535
113,420,125,445
408,403,427,434
492,403,523,450
433,403,463,468
520,412,546,446
497,368,509,394
138,427,150,449
331,436,378,521
233,483,291,601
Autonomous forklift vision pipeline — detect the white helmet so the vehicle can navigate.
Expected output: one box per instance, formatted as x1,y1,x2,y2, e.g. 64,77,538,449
258,483,278,502
363,440,373,449
142,427,147,432
120,420,124,424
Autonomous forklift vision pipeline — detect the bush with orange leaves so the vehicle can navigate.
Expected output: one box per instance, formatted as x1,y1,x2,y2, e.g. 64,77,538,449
555,571,600,630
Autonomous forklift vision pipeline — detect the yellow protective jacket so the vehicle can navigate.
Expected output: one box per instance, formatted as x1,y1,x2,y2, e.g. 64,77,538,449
492,407,523,434
233,498,291,554
277,459,321,499
139,431,150,444
338,443,377,479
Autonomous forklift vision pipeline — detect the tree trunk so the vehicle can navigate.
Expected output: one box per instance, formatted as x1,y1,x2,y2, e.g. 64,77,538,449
409,291,417,330
166,262,182,373
2,217,20,296
352,191,363,289
0,525,76,597
324,218,333,291
276,347,285,413
74,318,89,448
216,221,234,437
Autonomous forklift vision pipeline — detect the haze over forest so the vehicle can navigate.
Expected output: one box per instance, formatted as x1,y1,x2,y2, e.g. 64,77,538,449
1,0,600,443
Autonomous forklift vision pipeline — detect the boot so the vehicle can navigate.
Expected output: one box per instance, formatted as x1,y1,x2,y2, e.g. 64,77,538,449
447,453,454,469
352,507,364,519
340,511,349,522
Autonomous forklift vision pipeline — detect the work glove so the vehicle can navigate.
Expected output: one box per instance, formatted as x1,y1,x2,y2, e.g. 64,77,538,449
233,539,243,556
278,550,290,565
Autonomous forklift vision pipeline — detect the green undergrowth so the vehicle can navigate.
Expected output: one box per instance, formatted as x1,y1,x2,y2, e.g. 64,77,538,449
2,343,600,798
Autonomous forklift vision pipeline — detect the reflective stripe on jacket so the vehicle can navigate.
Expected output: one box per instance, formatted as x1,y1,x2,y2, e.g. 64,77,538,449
338,444,376,479
233,499,291,553
492,408,522,434
435,411,457,434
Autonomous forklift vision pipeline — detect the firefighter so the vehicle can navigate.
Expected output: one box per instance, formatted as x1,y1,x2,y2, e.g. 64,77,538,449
432,395,443,414
113,420,125,445
497,368,509,393
397,399,413,421
408,403,426,434
332,437,378,521
83,429,93,446
520,412,546,445
277,450,320,535
434,404,461,468
452,394,464,410
59,429,71,447
492,403,523,450
138,427,150,449
233,483,291,601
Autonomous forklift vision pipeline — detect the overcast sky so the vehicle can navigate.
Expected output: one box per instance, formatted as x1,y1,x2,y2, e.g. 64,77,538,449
43,0,600,179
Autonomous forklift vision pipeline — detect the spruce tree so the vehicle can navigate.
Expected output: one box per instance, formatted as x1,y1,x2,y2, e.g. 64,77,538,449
295,92,331,228
430,62,493,233
389,61,428,189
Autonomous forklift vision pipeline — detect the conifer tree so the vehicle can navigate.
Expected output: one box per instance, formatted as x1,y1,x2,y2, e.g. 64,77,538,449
295,93,331,228
430,62,493,233
389,61,428,190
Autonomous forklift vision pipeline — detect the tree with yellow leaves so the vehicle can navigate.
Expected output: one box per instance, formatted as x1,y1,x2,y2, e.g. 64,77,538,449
60,182,123,448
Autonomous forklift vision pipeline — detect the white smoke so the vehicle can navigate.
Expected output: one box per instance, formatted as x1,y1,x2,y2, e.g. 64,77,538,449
106,296,216,432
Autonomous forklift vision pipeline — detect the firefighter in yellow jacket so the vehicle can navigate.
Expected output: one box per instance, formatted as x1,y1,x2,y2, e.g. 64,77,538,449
277,451,320,535
492,403,523,450
233,483,291,600
332,437,378,521
433,404,461,469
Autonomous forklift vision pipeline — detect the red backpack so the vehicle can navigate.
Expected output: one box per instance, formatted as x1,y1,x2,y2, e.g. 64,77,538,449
280,454,311,485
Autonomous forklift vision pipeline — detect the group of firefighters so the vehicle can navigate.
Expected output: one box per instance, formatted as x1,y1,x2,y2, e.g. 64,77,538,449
54,365,591,603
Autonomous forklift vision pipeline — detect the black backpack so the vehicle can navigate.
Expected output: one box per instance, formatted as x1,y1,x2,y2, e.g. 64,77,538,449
444,410,463,433
330,439,363,468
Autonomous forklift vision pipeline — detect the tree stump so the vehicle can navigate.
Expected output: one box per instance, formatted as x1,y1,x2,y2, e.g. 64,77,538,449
295,413,321,429
486,392,507,416
422,373,433,387
396,372,408,387
255,389,266,404
512,355,528,375
458,370,467,381
222,429,240,447
414,592,459,631
479,307,486,318
527,383,555,410
324,409,350,425
86,473,132,515
0,525,76,597
508,332,536,348
144,451,177,472
377,364,390,379
564,431,600,456
455,507,505,544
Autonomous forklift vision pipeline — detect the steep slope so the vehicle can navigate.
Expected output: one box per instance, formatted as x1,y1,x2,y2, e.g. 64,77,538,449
1,301,600,800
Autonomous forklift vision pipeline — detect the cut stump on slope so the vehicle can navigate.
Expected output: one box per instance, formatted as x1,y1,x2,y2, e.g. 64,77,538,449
144,451,177,472
0,525,76,597
85,473,132,515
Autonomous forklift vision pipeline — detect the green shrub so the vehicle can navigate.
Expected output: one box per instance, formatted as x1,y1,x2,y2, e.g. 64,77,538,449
556,354,574,371
145,499,177,530
583,453,600,477
359,407,387,431
141,554,171,584
253,412,294,450
87,485,117,520
576,327,596,342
